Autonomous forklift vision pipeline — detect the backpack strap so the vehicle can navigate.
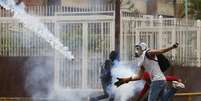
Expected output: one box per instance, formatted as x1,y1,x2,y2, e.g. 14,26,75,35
145,49,158,62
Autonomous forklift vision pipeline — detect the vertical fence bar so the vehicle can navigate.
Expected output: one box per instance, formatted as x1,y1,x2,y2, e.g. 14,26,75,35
183,27,186,65
197,20,201,67
110,20,115,51
172,18,177,59
135,27,140,45
54,20,60,90
158,15,163,48
101,22,104,60
124,20,129,61
82,22,88,89
120,11,124,60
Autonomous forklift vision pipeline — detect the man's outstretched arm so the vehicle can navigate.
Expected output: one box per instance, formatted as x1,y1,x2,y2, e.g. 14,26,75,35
114,66,145,87
148,43,179,56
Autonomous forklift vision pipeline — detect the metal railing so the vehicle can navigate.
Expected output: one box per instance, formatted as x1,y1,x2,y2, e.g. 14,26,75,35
175,92,201,101
120,15,201,67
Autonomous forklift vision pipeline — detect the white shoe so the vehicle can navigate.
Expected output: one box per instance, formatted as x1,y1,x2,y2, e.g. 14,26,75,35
172,81,185,89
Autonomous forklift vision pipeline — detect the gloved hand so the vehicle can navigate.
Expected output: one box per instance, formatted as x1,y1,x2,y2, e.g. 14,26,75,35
114,77,131,87
172,42,179,48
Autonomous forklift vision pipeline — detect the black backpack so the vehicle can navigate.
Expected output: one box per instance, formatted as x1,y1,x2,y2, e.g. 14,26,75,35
145,51,171,72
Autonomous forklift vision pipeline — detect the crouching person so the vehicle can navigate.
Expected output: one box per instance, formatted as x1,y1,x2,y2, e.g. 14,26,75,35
90,51,119,101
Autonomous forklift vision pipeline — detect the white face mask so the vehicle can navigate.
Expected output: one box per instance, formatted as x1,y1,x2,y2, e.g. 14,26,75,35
135,46,143,57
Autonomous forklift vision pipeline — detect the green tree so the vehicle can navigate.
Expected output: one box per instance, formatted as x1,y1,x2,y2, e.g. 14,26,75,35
189,0,201,19
177,0,201,19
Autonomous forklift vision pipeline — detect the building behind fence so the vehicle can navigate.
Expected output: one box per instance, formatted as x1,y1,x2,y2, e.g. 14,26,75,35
0,4,200,90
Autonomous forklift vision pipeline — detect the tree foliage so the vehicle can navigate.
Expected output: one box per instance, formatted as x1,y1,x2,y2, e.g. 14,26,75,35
189,0,201,19
179,0,201,19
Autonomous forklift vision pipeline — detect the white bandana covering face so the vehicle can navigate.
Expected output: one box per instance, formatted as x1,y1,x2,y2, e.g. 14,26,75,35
137,43,148,51
135,42,148,57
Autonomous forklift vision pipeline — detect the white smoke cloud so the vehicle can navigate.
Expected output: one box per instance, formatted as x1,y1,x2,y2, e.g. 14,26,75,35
24,57,54,98
111,62,145,101
24,57,93,101
0,0,74,60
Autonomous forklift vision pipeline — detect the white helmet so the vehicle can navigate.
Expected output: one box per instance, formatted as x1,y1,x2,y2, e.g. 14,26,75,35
135,42,148,51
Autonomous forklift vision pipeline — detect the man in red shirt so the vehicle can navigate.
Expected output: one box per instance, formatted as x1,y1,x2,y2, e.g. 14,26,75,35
137,72,185,101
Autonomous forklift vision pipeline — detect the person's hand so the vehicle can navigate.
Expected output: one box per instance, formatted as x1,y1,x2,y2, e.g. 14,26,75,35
172,42,179,48
114,77,131,87
178,79,182,82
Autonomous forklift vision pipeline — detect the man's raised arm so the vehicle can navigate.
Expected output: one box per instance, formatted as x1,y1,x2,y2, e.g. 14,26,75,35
148,43,179,56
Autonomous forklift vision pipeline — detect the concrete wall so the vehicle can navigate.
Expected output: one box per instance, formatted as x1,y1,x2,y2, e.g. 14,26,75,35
0,56,54,97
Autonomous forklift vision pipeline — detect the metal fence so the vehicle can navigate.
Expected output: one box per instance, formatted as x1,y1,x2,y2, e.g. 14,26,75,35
0,5,200,90
121,15,201,67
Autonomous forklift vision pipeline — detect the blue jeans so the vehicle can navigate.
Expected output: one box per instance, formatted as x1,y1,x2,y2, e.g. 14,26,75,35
161,87,178,101
142,81,177,101
148,80,166,101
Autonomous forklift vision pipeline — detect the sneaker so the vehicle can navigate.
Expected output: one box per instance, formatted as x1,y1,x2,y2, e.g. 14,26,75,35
172,81,185,89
